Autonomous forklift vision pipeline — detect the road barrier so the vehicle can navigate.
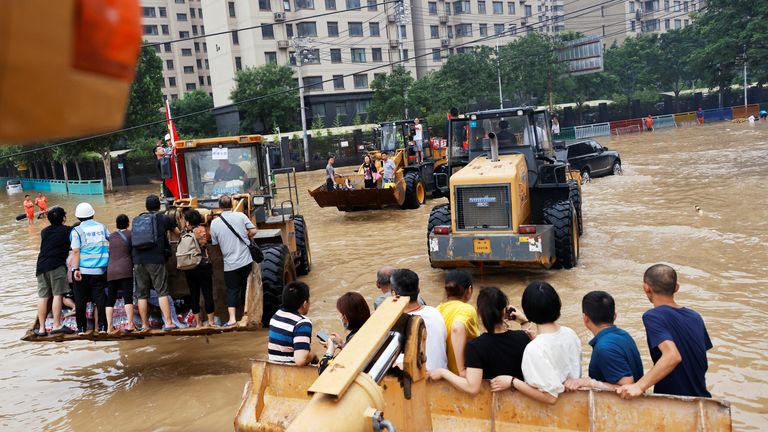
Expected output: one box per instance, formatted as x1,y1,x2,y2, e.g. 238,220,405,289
732,104,760,119
651,115,677,129
674,112,698,126
609,119,643,134
18,178,104,195
702,108,732,122
553,127,575,141
574,123,610,139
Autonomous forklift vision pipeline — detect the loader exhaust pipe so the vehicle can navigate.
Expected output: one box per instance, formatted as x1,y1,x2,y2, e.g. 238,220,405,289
487,132,499,162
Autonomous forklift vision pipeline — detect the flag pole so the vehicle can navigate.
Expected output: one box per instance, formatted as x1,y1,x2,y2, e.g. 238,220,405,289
165,99,183,199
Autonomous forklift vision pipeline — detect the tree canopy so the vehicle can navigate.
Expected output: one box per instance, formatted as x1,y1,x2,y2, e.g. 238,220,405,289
230,63,300,133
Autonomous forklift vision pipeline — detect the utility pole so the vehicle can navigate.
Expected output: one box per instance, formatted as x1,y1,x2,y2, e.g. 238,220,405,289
743,48,748,108
496,36,504,109
292,37,314,171
394,0,411,118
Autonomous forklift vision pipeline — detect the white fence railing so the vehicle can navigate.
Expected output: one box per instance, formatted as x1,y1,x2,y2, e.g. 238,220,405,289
574,122,611,139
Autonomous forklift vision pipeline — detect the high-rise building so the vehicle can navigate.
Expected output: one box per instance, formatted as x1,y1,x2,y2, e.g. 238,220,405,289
564,0,703,46
140,0,212,101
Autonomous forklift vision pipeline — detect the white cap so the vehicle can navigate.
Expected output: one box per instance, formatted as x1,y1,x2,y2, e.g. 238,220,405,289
164,133,171,141
75,202,95,219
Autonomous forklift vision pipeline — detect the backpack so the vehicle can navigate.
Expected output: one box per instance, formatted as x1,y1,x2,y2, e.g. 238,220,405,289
176,230,202,270
132,212,158,250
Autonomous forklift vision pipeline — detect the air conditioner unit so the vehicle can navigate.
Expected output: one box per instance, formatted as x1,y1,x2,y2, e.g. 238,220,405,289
274,12,286,21
521,17,528,25
387,14,396,23
441,38,449,47
389,39,399,48
439,15,448,23
277,40,290,49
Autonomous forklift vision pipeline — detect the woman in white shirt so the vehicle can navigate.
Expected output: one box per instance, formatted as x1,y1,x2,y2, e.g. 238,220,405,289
490,281,581,404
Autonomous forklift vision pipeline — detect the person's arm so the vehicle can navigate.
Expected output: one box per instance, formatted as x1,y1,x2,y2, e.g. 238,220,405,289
490,375,557,404
293,321,314,366
428,367,484,395
565,375,634,392
618,340,681,399
450,321,468,377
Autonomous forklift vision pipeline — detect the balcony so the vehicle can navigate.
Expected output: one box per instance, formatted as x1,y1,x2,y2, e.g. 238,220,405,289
439,15,448,23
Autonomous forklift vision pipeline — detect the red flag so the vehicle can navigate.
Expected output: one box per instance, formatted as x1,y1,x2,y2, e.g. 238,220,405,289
164,98,179,145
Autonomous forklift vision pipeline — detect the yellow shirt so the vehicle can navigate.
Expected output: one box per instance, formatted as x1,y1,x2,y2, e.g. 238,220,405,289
436,300,481,374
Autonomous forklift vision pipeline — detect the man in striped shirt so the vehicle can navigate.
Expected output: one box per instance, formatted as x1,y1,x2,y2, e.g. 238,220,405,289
268,282,315,365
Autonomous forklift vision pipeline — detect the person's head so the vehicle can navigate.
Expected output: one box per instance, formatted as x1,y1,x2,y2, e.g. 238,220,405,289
336,292,371,333
282,281,311,314
476,286,508,332
47,207,66,226
24,194,30,200
581,291,616,332
154,145,165,159
328,156,335,165
145,194,161,212
184,209,203,227
521,281,561,325
74,202,95,221
391,268,420,303
218,194,232,210
364,155,371,164
381,152,389,161
376,266,396,293
37,192,43,197
115,214,130,230
498,120,509,130
643,264,679,300
444,269,473,302
414,118,420,124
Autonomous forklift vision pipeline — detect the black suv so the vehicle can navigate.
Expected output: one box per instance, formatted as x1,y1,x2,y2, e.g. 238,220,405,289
558,140,621,183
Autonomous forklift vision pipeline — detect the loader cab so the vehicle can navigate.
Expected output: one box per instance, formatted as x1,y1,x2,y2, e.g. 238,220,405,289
378,119,430,164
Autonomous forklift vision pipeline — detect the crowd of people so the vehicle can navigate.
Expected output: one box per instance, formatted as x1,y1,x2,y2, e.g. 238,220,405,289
33,193,258,336
267,264,712,402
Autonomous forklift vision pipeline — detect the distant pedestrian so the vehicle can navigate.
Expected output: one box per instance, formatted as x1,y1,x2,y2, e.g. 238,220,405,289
361,155,376,189
644,115,654,131
34,207,74,336
70,202,110,334
618,264,713,399
380,152,396,188
209,194,258,327
696,107,704,125
551,117,561,135
35,193,48,218
413,118,424,163
106,214,135,333
155,139,174,199
748,115,756,126
23,194,34,225
760,110,767,121
325,156,338,191
132,194,180,331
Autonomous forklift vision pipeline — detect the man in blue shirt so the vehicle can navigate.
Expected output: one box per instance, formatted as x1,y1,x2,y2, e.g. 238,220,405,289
565,291,643,391
71,202,110,335
618,264,712,399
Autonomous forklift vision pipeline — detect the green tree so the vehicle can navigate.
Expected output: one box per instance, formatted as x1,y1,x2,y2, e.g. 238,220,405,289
603,35,658,115
332,114,343,128
171,90,217,137
499,34,563,106
655,28,697,111
230,63,299,133
311,116,325,131
368,66,414,121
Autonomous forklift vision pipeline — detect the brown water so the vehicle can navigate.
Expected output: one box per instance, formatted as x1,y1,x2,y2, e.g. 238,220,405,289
1,123,766,431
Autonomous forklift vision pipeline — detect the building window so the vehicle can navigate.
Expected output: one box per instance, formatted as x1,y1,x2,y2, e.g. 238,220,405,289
494,23,504,34
152,45,161,54
304,76,323,92
232,31,239,44
674,19,681,29
354,74,368,88
430,25,439,38
432,48,441,61
312,104,326,119
478,1,486,14
479,23,487,36
456,23,472,37
367,0,377,11
369,22,380,37
454,0,470,14
190,8,196,18
351,48,366,62
664,18,670,29
355,100,369,114
158,7,167,17
259,0,271,10
336,102,347,116
184,65,195,74
629,2,635,12
164,43,172,52
179,30,189,38
673,1,681,12
330,49,342,63
509,24,516,35
192,26,199,36
175,0,184,3
198,8,203,17
683,19,689,27
186,83,196,91
199,75,205,85
166,59,174,70
349,22,363,36
205,59,209,69
326,0,336,9
265,52,278,63
284,0,292,10
296,0,315,9
507,2,515,14
297,22,318,37
492,1,502,14
401,49,409,62
399,25,407,38
177,13,188,21
428,2,437,14
328,22,339,37
304,49,321,64
168,77,176,87
227,2,236,17
262,24,274,39
142,7,156,17
372,47,382,62
445,3,451,15
141,25,158,36
286,23,294,37
197,59,203,69
235,57,242,71
333,75,344,89
346,0,360,9
181,48,192,56
524,4,531,16
631,20,636,31
447,26,453,38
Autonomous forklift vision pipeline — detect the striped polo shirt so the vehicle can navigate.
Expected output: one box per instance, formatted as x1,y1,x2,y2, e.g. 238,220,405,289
268,308,312,363
70,220,110,275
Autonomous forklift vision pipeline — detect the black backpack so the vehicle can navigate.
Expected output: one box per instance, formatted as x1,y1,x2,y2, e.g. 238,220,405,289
132,212,158,250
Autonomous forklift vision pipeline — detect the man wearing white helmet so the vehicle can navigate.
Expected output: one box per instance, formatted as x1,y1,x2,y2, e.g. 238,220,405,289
155,137,174,200
70,202,110,335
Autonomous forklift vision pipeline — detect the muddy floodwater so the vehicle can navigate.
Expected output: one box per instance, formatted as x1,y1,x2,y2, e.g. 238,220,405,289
1,123,767,431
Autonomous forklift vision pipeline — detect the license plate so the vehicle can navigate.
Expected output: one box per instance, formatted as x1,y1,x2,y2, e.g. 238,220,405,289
473,239,491,254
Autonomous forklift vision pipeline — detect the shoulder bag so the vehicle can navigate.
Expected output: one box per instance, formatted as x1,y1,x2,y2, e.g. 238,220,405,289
219,214,264,263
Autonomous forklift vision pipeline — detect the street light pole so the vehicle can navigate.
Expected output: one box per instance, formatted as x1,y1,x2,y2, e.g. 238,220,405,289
395,0,411,118
743,50,748,108
293,37,312,172
496,36,504,109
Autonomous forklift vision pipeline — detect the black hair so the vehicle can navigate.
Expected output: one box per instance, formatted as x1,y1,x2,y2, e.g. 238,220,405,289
24,194,29,198
282,281,310,310
391,268,419,302
476,286,507,332
498,120,509,129
582,291,615,326
521,280,561,324
644,264,677,295
381,151,389,156
145,194,161,211
116,214,129,230
184,209,203,227
47,207,66,226
218,194,232,209
328,156,335,162
444,269,472,299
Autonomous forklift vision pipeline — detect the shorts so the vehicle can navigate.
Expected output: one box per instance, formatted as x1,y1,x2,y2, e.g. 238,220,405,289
134,263,169,299
414,139,423,151
37,265,69,298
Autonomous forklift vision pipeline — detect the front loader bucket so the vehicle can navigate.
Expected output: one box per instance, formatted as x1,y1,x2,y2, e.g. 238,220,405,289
308,175,406,212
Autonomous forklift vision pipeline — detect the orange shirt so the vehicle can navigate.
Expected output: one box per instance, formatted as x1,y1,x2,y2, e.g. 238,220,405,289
35,197,47,210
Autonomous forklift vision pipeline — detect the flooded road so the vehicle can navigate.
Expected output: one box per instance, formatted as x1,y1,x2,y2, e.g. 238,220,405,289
1,123,767,431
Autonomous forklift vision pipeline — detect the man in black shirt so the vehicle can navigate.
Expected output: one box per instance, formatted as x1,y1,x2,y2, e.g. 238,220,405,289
214,160,247,182
35,207,74,336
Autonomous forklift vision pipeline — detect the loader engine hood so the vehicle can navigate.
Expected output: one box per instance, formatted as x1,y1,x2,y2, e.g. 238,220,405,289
450,153,527,186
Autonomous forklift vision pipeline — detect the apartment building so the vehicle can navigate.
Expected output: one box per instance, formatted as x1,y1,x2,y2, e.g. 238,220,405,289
141,0,212,101
565,0,703,46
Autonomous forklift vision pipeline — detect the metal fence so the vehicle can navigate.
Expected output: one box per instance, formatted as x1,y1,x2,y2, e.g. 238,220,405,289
732,104,760,119
553,127,576,141
674,112,698,126
574,123,611,139
651,115,677,129
19,178,104,195
702,108,732,123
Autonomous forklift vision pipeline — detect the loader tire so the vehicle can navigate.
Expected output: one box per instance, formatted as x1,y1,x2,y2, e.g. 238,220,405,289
260,244,297,325
567,180,583,236
543,200,579,269
294,215,311,276
402,171,426,209
427,204,451,267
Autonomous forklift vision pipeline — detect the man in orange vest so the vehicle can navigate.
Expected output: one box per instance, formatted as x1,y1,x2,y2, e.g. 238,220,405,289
644,115,654,132
35,192,48,218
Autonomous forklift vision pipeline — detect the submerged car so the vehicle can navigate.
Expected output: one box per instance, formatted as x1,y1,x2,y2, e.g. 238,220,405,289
558,140,621,183
5,179,22,194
